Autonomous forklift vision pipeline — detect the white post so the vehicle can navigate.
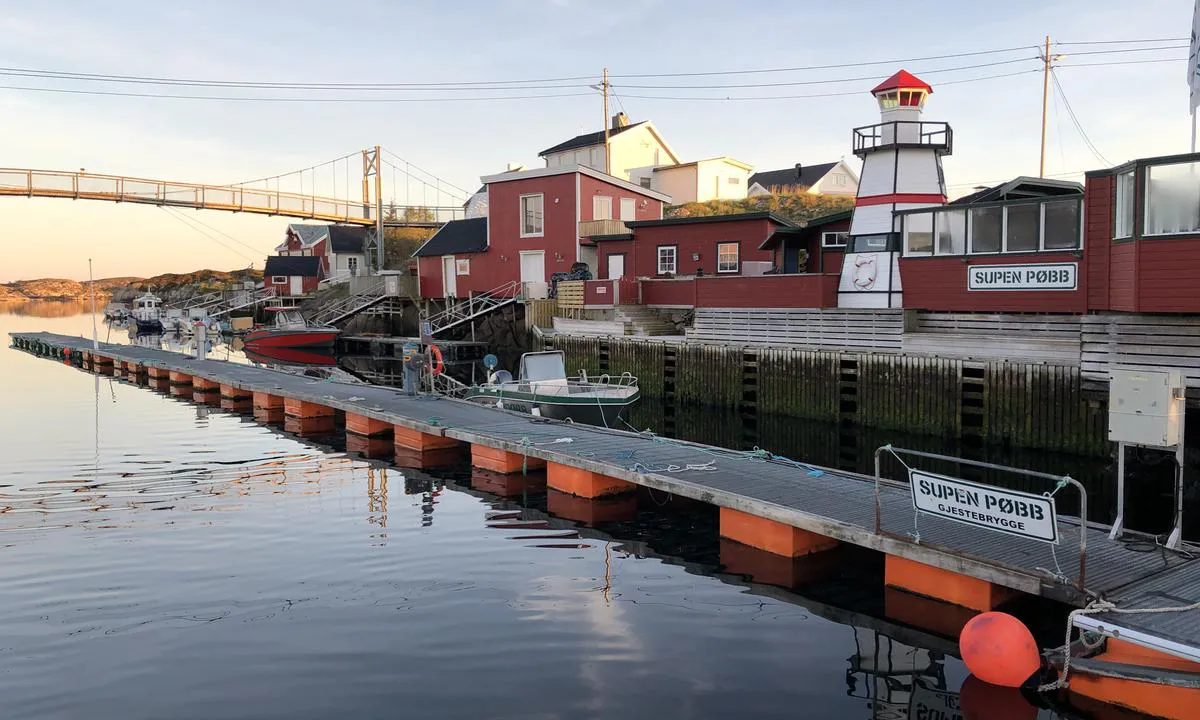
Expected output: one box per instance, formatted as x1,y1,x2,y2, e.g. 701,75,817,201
1192,109,1197,154
89,258,99,350
194,322,206,360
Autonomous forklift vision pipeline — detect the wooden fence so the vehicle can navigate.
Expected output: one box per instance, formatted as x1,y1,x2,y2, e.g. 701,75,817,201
686,308,904,351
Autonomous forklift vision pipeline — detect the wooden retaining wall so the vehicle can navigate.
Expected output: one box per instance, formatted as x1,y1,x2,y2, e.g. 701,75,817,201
547,334,1107,455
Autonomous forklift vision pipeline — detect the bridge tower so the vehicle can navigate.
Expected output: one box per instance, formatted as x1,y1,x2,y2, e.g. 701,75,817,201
362,145,384,272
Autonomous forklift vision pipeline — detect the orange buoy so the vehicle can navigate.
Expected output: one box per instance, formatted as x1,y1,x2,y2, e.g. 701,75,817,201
959,612,1041,688
960,674,1038,719
428,344,445,376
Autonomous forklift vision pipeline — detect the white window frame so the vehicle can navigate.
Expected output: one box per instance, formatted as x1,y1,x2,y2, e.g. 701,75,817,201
1040,199,1083,251
656,245,677,275
593,195,613,220
1001,203,1042,254
821,231,848,248
455,258,471,275
1143,162,1200,237
347,257,359,275
716,242,739,273
639,177,652,189
270,275,287,284
619,197,636,221
520,193,544,238
1114,170,1135,239
903,213,934,257
967,207,1002,255
727,176,740,185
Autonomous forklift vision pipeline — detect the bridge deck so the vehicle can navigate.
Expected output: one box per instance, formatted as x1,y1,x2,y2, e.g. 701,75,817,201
11,331,1200,657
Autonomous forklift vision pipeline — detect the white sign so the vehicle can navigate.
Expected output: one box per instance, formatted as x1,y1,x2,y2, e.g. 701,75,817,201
967,262,1077,291
910,469,1058,543
595,285,607,294
909,680,962,720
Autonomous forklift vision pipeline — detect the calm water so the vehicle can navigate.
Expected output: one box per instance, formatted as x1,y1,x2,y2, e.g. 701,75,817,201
0,304,1089,719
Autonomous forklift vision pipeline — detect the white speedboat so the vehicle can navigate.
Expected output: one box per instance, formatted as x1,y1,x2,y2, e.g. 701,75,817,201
131,291,164,334
463,351,639,427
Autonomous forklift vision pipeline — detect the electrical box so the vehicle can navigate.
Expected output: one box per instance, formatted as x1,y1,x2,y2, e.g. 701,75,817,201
1108,367,1185,447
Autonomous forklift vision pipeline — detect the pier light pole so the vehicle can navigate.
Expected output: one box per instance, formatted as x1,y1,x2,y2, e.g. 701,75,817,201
88,258,98,350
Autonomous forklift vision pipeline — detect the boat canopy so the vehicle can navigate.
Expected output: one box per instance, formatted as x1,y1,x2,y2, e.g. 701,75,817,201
519,351,567,386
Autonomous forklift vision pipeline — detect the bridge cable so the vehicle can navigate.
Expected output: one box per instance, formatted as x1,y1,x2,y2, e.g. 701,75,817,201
158,206,259,263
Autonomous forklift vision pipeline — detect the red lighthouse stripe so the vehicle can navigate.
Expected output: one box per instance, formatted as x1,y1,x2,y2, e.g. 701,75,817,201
855,193,947,207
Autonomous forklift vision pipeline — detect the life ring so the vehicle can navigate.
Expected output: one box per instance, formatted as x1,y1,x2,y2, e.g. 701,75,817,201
429,344,445,376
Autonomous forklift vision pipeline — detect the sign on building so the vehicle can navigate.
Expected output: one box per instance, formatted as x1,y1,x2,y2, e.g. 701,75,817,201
967,262,1077,291
909,469,1058,543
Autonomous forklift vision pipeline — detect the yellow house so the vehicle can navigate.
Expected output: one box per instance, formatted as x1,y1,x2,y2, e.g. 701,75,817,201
539,113,680,182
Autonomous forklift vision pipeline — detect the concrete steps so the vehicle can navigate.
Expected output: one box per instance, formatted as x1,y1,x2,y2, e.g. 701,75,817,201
613,305,677,336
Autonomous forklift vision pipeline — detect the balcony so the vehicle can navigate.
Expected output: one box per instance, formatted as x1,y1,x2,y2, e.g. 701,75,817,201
579,219,629,238
852,121,952,157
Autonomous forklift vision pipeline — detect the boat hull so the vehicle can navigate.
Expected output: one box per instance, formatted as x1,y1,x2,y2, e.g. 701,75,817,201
463,388,637,428
133,318,163,334
243,328,340,350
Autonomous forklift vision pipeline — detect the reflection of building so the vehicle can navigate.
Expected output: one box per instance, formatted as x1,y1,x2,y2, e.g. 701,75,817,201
845,628,950,719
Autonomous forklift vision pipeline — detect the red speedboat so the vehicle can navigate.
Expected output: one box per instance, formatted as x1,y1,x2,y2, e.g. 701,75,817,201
243,308,340,350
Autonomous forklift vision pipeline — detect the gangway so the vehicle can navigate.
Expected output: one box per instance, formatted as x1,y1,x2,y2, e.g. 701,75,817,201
424,281,523,337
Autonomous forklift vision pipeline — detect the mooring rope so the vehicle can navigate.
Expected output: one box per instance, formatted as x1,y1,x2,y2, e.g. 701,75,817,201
1040,598,1200,692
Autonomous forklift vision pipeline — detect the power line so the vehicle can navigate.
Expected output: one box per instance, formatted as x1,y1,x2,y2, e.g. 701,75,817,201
158,206,258,262
0,84,594,103
1055,44,1188,57
1050,69,1112,167
1058,57,1185,68
1055,37,1189,45
162,207,268,255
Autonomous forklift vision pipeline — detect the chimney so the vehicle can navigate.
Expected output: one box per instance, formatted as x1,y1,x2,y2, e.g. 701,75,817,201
506,162,525,172
611,112,630,130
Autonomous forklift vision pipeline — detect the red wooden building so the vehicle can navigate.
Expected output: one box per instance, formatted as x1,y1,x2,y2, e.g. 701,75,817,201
414,165,668,299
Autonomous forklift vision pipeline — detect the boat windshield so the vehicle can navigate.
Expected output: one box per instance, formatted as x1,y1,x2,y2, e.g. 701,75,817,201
273,310,307,328
519,352,566,383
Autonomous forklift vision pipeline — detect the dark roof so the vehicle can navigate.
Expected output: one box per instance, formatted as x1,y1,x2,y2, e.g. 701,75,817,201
950,176,1083,205
538,121,646,157
590,233,634,242
626,211,794,229
264,255,321,277
748,162,838,191
758,211,853,250
328,225,368,253
412,217,488,257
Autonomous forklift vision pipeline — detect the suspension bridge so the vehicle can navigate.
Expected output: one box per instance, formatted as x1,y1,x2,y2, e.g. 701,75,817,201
0,146,470,229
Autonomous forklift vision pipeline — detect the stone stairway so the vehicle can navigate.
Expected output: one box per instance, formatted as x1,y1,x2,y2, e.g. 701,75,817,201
613,305,678,336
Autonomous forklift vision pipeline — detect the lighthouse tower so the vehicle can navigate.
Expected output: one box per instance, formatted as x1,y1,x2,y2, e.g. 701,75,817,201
838,70,951,308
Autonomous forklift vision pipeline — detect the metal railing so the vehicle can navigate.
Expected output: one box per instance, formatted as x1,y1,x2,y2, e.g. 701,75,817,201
208,286,278,317
852,121,952,156
424,280,522,337
306,279,387,326
873,445,1087,591
0,167,465,225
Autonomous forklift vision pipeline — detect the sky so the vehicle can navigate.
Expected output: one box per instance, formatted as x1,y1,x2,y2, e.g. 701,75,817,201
0,0,1194,281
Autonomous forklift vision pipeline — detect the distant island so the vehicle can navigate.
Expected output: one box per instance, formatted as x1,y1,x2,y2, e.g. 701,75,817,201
0,269,263,304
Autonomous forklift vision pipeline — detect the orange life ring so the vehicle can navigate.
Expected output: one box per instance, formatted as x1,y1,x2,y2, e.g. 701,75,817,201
429,344,445,376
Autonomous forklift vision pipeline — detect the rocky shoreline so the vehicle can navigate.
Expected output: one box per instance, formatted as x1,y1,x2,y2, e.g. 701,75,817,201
0,269,262,304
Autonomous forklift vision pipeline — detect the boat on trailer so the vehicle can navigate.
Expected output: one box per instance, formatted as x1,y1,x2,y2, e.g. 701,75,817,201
243,307,339,350
462,350,639,427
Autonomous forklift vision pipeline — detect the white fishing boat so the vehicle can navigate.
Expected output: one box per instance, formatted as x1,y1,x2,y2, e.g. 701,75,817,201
463,351,639,427
130,291,164,334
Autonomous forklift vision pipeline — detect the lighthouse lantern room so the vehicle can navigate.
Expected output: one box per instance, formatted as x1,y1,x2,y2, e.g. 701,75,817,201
839,70,951,308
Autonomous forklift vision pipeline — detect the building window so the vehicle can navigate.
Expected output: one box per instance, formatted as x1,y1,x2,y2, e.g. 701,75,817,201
904,212,933,255
593,195,613,220
821,231,849,248
969,206,1002,253
1145,161,1200,236
520,193,543,237
831,173,848,186
717,242,739,273
620,197,636,221
639,177,652,189
727,176,740,185
347,257,359,276
657,245,677,275
935,210,967,255
455,258,471,275
271,276,287,284
1114,170,1135,239
1004,203,1040,253
1043,200,1081,250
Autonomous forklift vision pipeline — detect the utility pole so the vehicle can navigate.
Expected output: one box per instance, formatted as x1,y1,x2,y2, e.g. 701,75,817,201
1039,35,1052,178
601,67,610,175
374,144,384,272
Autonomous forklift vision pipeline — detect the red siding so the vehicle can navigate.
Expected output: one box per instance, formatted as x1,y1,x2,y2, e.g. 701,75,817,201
900,252,1087,313
1108,242,1137,311
641,279,696,306
1137,238,1200,312
596,240,635,280
264,275,319,297
696,274,838,308
584,279,616,306
1084,174,1113,311
629,218,777,277
577,175,662,223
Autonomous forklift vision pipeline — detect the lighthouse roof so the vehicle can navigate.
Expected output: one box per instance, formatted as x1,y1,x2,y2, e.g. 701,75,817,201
871,70,933,95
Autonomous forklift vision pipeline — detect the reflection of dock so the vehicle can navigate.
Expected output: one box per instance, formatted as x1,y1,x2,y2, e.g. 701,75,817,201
12,331,1200,689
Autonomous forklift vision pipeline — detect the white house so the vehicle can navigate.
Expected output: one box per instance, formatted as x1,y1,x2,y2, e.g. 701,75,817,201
747,160,860,197
539,113,680,182
274,223,368,282
628,156,753,204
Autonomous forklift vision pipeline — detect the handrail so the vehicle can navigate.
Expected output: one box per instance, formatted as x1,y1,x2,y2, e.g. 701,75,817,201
424,279,522,336
852,121,952,156
873,444,1087,591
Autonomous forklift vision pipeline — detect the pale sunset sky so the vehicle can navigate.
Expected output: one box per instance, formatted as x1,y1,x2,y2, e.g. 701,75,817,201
0,0,1193,281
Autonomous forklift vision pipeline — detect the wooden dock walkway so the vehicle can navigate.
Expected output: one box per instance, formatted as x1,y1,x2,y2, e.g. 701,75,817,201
10,330,1200,662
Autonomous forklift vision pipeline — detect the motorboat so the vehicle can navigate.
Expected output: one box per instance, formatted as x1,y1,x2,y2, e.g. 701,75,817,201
463,350,639,427
130,291,164,334
243,307,340,350
102,302,130,322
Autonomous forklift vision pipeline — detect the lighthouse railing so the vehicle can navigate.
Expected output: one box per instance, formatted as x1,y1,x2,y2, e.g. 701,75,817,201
852,121,952,156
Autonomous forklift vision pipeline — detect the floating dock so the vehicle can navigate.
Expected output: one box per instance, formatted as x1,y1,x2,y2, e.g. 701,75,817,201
11,330,1200,715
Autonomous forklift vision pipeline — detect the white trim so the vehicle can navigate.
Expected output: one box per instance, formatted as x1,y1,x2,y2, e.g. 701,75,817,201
481,163,671,202
651,156,755,172
656,244,678,275
575,173,581,264
1074,615,1200,664
270,275,287,284
821,231,849,248
716,241,739,273
519,193,544,238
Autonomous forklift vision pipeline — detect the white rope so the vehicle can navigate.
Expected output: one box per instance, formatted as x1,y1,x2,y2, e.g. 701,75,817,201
1040,598,1200,692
